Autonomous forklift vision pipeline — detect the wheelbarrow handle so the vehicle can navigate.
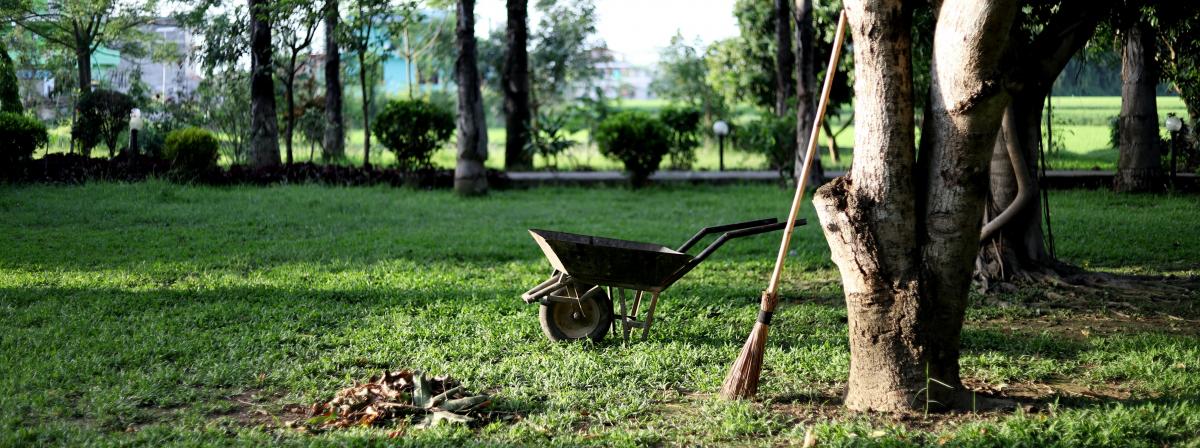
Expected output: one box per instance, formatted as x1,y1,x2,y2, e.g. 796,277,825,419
690,219,805,266
661,219,806,289
677,218,779,253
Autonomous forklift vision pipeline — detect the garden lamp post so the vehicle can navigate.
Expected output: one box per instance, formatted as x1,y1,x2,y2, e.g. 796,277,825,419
713,120,730,171
129,108,144,156
1166,114,1182,188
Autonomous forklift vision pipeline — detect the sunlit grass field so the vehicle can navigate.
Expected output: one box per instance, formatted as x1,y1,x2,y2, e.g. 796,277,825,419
2,183,1198,446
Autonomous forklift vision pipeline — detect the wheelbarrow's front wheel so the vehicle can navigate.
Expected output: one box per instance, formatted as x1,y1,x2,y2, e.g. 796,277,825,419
539,286,613,342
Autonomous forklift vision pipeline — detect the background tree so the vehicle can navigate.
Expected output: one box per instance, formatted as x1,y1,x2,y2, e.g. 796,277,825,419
1155,2,1200,133
651,33,726,124
0,39,22,113
1,0,156,94
342,0,396,168
503,0,531,170
389,1,451,98
248,0,281,168
977,0,1113,285
529,0,605,115
323,0,345,160
273,0,322,165
455,0,487,195
1114,2,1162,192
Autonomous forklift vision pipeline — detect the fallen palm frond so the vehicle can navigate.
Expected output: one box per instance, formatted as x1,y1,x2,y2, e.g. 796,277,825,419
292,369,491,432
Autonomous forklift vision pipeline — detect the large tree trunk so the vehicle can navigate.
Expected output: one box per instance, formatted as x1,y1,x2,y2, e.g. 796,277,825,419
978,0,1106,284
323,0,346,160
980,97,1050,283
813,0,1015,412
791,0,823,187
1115,20,1162,192
249,0,281,168
913,0,1015,409
503,0,531,170
455,0,488,195
76,47,93,94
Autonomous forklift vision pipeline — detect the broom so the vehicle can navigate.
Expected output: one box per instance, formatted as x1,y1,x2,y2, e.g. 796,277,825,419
719,9,849,400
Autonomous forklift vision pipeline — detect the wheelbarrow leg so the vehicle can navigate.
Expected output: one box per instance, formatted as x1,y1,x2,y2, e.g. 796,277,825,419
618,288,631,342
641,292,661,340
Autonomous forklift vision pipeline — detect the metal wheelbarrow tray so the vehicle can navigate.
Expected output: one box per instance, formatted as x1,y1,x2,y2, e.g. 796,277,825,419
521,218,805,342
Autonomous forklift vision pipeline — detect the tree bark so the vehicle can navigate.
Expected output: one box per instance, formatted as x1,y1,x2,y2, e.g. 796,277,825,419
978,0,1108,283
1115,19,1162,192
503,0,531,170
813,0,1016,413
914,0,1016,408
792,0,823,188
813,0,923,413
455,0,488,195
774,0,795,116
76,47,93,94
323,0,346,160
285,60,297,165
360,50,372,169
249,0,281,168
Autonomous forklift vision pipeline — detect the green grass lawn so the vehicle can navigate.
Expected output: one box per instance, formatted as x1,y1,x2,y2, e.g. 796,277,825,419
2,183,1198,446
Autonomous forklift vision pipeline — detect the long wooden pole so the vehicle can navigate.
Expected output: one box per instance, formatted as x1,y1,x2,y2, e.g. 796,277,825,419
764,9,849,299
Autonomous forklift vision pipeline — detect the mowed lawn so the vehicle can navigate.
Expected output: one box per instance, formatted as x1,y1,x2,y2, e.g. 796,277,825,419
1,182,1198,446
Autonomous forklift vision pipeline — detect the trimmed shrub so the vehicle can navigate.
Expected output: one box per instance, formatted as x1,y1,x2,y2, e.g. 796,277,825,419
73,89,134,157
0,112,48,165
658,105,702,169
373,99,455,171
595,111,671,187
163,127,219,174
736,114,796,181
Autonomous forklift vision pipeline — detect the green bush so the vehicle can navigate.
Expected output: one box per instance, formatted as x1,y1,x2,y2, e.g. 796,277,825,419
0,42,23,114
736,114,796,181
373,99,455,170
525,110,575,168
0,112,48,165
73,89,134,157
163,127,219,174
595,111,671,187
658,105,703,169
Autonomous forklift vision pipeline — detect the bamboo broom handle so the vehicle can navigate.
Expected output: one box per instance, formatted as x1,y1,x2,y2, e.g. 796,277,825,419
765,10,848,298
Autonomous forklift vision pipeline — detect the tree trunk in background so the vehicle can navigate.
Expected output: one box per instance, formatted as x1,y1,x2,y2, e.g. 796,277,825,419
978,0,1105,284
360,50,372,169
249,0,281,169
323,0,346,160
455,0,488,195
792,0,823,187
813,0,1015,412
503,0,531,170
774,0,795,116
284,65,297,165
1115,20,1162,192
76,47,93,94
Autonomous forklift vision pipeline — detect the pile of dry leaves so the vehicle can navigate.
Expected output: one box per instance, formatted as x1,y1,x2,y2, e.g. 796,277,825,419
292,370,492,432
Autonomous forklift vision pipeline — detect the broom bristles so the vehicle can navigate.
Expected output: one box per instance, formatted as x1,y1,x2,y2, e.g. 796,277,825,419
719,321,770,400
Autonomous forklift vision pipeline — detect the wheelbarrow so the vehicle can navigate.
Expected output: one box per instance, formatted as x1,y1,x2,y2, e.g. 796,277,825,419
521,218,805,342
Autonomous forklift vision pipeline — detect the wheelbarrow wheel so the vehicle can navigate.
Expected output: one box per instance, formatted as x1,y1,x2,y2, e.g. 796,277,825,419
539,286,613,342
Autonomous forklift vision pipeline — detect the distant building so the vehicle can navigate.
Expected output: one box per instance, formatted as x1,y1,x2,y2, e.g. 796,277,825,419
106,19,202,101
583,50,656,100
